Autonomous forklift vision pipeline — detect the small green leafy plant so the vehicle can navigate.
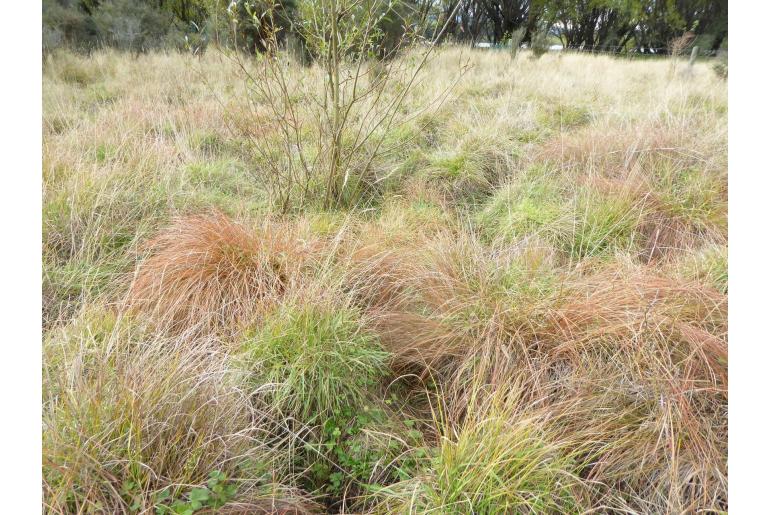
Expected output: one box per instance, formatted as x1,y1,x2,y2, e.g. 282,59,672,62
300,405,424,505
155,471,237,515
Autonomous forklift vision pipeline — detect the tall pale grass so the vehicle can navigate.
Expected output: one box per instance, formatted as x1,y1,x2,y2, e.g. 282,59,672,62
43,46,727,513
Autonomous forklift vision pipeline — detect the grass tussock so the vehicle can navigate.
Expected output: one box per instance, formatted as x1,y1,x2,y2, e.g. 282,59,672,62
126,212,309,336
43,47,727,513
238,301,390,423
43,311,314,513
386,389,584,514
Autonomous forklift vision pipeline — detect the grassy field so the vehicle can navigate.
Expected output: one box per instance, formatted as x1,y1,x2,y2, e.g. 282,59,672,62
43,47,727,513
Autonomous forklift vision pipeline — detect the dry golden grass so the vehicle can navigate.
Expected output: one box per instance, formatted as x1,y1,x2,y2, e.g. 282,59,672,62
42,311,317,513
43,46,727,513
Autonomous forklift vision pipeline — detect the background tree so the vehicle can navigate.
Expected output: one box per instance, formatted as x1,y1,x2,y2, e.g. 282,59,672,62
227,0,463,210
549,0,637,50
42,0,728,55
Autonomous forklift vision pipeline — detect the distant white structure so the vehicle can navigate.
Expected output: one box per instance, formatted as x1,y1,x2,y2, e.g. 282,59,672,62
475,42,563,51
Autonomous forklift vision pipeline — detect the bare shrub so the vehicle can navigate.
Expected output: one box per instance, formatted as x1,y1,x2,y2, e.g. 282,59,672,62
225,0,463,211
668,31,696,57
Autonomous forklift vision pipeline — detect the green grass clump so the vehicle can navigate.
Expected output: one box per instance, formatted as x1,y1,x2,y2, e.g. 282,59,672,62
429,151,473,179
88,84,120,105
185,160,250,192
477,177,642,259
93,142,115,163
305,210,350,236
182,159,268,216
654,165,727,234
424,136,507,204
239,304,391,423
538,103,592,130
678,244,728,293
400,198,450,228
393,398,581,514
381,121,434,159
476,178,565,243
189,131,228,156
43,260,122,324
54,54,104,85
568,187,641,259
374,194,453,240
497,258,559,304
515,127,546,144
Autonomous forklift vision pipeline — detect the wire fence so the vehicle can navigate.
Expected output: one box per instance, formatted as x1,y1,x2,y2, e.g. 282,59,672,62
476,42,724,59
558,46,721,58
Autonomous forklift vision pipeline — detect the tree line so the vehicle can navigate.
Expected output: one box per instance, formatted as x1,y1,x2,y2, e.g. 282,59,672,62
448,0,727,53
43,0,727,55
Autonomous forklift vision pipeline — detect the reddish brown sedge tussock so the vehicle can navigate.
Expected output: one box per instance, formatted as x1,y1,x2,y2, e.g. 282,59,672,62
346,244,413,310
344,239,459,373
125,211,306,335
638,206,694,261
371,311,466,371
549,269,727,383
536,122,696,173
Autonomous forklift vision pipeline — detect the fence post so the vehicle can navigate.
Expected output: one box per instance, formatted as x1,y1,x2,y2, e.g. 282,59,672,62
689,46,699,67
